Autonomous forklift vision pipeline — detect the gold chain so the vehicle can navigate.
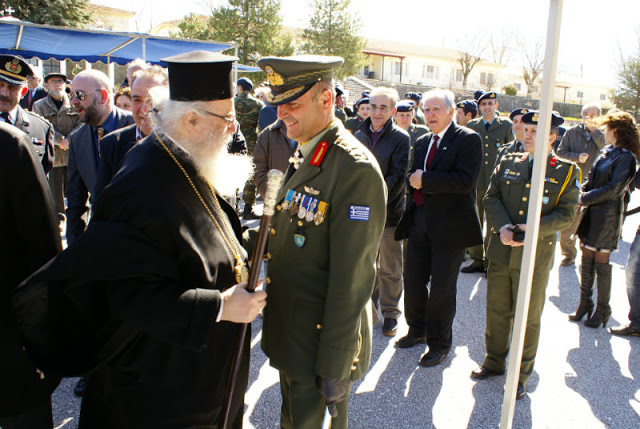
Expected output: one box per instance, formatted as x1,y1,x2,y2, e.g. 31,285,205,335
154,131,248,283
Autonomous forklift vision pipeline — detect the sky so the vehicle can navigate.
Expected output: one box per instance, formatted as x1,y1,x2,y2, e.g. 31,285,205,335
90,0,640,87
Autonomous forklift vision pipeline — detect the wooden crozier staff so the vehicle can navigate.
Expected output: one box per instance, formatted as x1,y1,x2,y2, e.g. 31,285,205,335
220,169,284,428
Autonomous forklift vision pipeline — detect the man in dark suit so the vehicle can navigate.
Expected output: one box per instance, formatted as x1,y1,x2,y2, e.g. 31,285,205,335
66,69,134,245
396,89,482,368
95,66,168,197
20,69,48,111
0,56,55,173
0,122,61,429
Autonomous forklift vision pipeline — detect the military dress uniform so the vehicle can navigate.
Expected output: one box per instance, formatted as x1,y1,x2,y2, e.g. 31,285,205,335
466,114,513,267
258,55,386,429
482,151,580,383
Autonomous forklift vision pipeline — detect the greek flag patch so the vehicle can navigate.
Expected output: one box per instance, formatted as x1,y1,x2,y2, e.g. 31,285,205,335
349,205,370,221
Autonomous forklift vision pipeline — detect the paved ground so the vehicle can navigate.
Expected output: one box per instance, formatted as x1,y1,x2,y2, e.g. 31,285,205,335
51,195,640,428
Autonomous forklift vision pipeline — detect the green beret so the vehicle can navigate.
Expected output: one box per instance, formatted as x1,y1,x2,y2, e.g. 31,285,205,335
256,55,344,105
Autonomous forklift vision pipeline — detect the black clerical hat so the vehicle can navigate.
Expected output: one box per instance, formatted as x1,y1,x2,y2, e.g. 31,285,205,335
161,50,238,101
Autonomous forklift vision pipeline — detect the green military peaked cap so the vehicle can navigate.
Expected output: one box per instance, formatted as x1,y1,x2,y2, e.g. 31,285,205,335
256,55,344,105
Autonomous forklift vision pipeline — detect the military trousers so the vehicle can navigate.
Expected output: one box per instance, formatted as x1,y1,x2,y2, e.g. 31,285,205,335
559,207,581,261
482,261,551,384
468,188,486,265
279,372,349,429
373,227,403,319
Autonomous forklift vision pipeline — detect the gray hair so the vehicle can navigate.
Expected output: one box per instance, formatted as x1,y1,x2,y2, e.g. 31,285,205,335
128,58,149,73
581,102,601,116
149,87,209,137
370,87,399,107
132,65,168,87
422,89,455,110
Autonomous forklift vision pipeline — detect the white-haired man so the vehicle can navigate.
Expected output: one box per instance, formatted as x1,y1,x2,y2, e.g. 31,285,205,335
66,69,133,244
397,90,482,369
13,51,266,428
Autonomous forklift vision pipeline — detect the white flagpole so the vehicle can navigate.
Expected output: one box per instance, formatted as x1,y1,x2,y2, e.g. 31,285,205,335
499,1,564,428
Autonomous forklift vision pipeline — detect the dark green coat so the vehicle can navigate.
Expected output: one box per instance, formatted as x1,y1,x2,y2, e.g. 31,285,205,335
405,123,429,166
262,121,386,381
484,152,580,273
234,92,263,151
467,116,513,194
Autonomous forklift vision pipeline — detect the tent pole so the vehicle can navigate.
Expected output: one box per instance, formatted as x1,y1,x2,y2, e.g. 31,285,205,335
499,1,564,427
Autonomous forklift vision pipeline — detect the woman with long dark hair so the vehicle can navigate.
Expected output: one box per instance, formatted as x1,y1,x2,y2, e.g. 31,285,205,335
569,110,639,327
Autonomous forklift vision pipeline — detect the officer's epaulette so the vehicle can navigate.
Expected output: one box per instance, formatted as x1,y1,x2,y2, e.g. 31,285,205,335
335,135,368,162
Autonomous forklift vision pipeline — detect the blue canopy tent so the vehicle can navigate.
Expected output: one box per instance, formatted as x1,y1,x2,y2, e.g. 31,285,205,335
0,19,260,71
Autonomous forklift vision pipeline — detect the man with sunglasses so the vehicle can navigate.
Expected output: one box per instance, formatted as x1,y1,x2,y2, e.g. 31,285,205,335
0,56,55,174
66,70,133,245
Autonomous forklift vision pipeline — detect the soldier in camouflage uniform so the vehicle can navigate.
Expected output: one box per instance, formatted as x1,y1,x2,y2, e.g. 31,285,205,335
234,77,264,219
462,91,513,273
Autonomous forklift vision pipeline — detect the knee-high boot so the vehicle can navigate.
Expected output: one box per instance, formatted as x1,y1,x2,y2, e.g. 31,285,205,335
584,263,612,328
568,256,595,321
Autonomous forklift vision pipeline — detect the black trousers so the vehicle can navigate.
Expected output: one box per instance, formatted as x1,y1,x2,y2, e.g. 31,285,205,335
0,399,53,429
403,205,464,352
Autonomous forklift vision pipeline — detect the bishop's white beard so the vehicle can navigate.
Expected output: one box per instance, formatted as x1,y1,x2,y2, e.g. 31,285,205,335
180,128,254,197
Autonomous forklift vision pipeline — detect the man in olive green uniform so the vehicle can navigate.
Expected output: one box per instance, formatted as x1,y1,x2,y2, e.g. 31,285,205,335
234,77,263,219
334,83,348,124
462,91,513,273
455,99,477,127
470,111,580,399
394,100,428,166
405,92,426,125
494,108,530,167
258,55,386,429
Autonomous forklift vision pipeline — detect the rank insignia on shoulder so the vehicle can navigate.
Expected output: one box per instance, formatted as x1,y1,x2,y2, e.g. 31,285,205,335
349,205,370,221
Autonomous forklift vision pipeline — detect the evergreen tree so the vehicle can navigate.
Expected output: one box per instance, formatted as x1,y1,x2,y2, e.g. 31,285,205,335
301,0,366,79
3,0,91,27
611,52,640,120
177,0,293,67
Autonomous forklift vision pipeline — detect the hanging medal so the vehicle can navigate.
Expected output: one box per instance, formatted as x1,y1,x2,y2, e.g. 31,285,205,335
298,195,310,219
290,192,302,215
305,198,318,223
282,189,295,210
314,201,329,225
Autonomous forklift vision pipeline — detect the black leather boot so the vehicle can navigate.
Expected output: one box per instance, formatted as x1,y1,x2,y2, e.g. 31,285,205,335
569,257,595,321
584,263,612,328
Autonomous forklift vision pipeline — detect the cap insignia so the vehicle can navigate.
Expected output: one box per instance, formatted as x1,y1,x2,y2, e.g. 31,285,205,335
6,59,21,74
532,112,539,122
266,66,284,86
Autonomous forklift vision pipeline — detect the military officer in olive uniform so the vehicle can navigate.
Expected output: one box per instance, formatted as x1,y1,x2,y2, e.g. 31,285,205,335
234,77,264,219
405,92,426,125
455,99,478,127
258,55,386,429
470,111,580,399
463,91,513,273
334,83,348,124
394,100,428,166
494,108,530,167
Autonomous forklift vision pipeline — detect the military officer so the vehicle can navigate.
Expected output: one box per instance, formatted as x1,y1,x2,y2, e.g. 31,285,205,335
470,111,580,399
344,97,369,134
334,83,348,124
394,100,428,166
405,92,426,125
462,91,513,273
455,99,478,127
494,108,530,167
258,55,386,429
234,77,264,219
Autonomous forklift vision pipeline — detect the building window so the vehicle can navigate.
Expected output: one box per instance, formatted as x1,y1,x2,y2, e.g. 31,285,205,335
392,61,401,75
480,72,495,85
577,90,584,98
515,83,522,90
403,62,409,76
455,69,463,82
422,65,438,79
600,93,607,101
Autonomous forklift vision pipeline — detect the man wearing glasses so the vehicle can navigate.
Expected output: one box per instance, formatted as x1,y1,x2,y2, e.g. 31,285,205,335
19,68,47,111
66,70,133,245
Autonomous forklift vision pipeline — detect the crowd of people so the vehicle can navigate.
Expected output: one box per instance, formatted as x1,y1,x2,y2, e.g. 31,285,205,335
1,49,639,429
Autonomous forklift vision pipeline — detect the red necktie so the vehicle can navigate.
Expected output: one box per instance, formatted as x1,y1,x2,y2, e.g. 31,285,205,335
27,90,33,108
413,135,439,207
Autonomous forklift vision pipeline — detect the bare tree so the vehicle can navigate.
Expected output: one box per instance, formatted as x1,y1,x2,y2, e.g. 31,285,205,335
484,73,498,91
455,35,486,89
488,30,513,65
517,37,544,97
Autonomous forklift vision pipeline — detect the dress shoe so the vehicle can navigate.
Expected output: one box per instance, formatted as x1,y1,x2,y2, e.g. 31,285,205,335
382,318,398,337
610,323,640,337
460,261,485,273
419,349,449,367
560,257,575,266
395,334,427,349
74,377,87,397
516,382,526,400
470,366,504,380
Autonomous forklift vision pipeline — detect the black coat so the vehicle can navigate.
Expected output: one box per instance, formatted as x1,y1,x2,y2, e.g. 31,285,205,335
95,124,138,198
577,145,637,250
355,117,410,227
19,86,48,110
403,122,483,249
13,105,55,173
0,122,61,416
13,133,250,428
